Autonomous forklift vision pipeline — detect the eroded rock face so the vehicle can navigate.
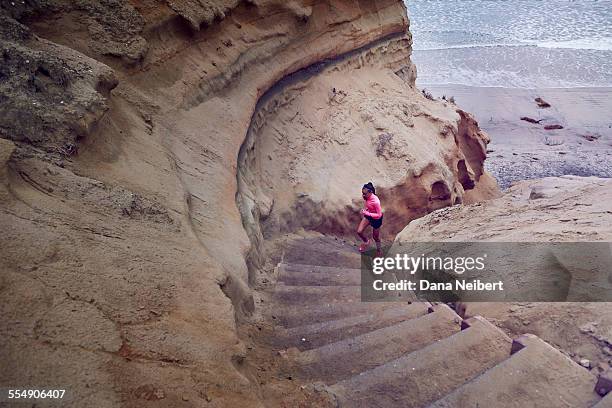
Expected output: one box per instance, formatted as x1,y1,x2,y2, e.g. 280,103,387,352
236,36,499,271
0,0,498,407
0,14,117,154
394,175,612,243
2,0,147,64
391,175,612,302
0,138,15,199
391,176,612,372
1,1,429,406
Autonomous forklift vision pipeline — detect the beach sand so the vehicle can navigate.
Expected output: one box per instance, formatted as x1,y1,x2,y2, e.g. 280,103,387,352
422,85,612,189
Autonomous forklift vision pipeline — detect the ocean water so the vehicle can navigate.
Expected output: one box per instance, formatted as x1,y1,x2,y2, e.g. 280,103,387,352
406,1,612,87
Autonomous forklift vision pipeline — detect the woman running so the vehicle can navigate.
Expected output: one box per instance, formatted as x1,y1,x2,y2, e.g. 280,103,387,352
357,182,383,256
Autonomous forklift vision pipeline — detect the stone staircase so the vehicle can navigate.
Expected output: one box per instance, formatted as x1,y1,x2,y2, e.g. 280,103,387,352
261,235,609,407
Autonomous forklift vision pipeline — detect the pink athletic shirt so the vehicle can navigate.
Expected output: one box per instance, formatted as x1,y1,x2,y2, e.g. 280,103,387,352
363,193,382,219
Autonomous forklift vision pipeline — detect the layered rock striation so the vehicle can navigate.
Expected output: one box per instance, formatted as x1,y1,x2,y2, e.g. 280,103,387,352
236,25,498,273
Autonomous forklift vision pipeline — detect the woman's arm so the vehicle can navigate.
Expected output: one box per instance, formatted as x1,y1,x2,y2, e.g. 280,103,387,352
363,199,382,219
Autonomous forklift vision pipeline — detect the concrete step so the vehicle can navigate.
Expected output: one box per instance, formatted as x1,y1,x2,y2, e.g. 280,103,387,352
329,316,512,408
272,302,430,350
278,263,362,286
270,301,407,328
593,370,612,407
429,333,600,408
293,304,461,384
270,285,361,304
283,239,361,268
279,263,362,275
592,393,612,408
285,237,357,254
284,252,362,269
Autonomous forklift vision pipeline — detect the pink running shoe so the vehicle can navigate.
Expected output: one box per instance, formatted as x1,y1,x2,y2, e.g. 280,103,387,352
358,239,370,253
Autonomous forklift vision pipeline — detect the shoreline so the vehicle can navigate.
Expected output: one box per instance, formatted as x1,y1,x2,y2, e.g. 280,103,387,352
420,84,612,189
420,84,612,91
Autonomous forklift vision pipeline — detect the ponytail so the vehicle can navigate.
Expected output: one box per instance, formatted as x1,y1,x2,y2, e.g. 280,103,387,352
363,182,376,194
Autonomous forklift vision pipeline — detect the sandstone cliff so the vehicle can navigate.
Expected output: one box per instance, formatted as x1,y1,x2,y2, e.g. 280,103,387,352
1,1,497,406
393,176,612,375
236,27,498,273
395,176,612,243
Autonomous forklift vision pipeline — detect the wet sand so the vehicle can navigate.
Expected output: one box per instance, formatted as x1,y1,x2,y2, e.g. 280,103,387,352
422,85,612,189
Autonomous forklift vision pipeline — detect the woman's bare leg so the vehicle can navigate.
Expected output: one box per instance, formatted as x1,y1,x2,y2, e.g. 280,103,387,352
372,228,382,255
372,228,381,249
357,218,369,243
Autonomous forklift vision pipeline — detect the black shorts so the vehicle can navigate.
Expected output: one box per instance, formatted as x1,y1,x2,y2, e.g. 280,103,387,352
365,214,383,229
